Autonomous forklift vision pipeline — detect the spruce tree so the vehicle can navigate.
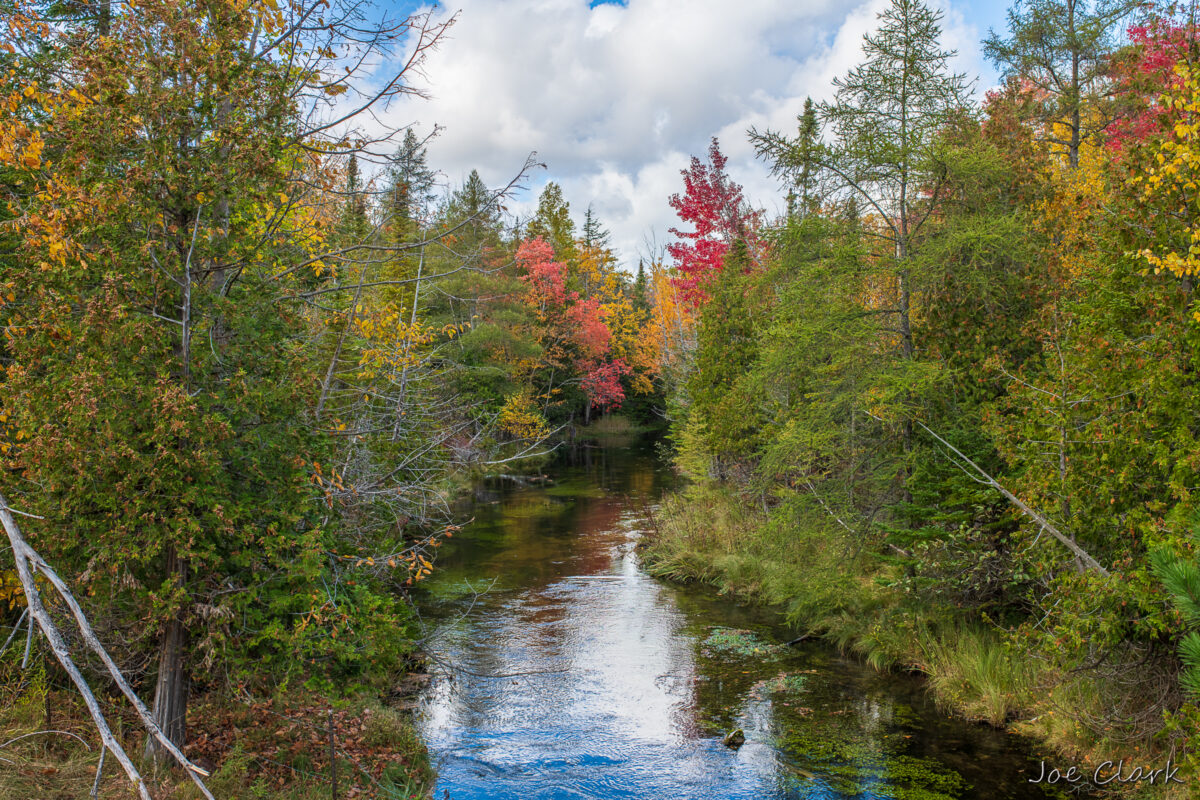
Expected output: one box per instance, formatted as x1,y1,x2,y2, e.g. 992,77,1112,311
388,128,436,234
582,204,611,250
526,182,576,259
632,260,650,312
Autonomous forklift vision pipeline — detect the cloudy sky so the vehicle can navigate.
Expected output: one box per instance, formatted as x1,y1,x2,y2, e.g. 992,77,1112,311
378,0,1011,268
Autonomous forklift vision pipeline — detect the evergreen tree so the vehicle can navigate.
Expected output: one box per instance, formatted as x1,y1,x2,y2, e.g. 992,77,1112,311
388,128,436,233
764,97,824,220
446,169,501,234
582,204,611,250
2,2,340,758
632,259,650,312
340,153,370,240
821,0,969,359
1152,546,1200,697
526,181,576,259
984,0,1141,167
0,1,448,768
683,239,761,478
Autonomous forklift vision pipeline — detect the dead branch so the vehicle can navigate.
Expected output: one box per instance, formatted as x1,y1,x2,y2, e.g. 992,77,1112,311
0,493,214,800
912,421,1109,576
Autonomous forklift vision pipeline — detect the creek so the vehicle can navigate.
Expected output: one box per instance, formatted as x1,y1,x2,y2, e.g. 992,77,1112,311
415,435,1064,799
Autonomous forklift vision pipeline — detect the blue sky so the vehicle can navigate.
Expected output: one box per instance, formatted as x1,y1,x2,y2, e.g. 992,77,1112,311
376,0,1015,265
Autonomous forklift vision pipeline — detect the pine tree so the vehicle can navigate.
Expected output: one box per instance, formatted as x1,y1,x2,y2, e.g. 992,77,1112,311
1152,546,1200,697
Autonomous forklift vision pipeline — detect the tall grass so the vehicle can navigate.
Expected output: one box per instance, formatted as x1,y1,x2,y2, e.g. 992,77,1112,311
644,481,1187,785
916,624,1030,726
643,484,885,628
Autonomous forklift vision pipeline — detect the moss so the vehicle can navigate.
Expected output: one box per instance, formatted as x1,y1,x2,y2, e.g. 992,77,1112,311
700,627,784,658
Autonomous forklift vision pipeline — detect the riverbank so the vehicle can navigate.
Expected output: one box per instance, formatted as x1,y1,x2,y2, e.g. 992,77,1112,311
640,482,1193,798
0,677,434,799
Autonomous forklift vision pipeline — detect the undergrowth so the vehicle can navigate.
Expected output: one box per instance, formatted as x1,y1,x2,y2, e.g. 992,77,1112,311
640,482,1193,797
0,645,434,800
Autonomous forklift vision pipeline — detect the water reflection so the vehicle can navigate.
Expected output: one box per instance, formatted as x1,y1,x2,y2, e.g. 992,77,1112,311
416,440,1063,800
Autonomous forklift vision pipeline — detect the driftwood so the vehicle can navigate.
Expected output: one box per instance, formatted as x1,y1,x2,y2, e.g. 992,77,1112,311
0,493,214,800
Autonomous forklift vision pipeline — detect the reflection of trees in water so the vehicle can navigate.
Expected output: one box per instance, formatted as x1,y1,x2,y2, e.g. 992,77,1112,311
418,439,1050,800
626,466,657,501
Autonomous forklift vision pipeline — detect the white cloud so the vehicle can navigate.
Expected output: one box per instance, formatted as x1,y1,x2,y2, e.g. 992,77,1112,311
378,0,1000,268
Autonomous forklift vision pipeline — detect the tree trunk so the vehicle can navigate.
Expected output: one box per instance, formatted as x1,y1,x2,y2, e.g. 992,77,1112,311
145,549,189,763
1068,0,1080,169
897,236,914,506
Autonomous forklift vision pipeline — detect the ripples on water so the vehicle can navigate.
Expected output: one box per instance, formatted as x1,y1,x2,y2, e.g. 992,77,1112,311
416,439,1064,800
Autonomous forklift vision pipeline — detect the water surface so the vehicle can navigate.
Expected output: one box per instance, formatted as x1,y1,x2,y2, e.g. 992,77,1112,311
416,438,1064,800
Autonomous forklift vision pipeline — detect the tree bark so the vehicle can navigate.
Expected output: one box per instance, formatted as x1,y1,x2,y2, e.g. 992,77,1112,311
145,548,189,762
1068,0,1081,169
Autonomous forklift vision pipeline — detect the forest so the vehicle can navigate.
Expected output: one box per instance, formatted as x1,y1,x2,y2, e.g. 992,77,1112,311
2,0,1200,797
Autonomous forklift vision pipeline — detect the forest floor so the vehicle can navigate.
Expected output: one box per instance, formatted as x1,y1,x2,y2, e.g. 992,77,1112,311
0,673,435,799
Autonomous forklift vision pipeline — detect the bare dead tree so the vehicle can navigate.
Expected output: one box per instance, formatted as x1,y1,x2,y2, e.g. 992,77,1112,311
912,420,1109,575
0,494,213,800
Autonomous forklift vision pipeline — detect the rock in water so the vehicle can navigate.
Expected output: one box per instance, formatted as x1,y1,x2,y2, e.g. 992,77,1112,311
723,729,745,749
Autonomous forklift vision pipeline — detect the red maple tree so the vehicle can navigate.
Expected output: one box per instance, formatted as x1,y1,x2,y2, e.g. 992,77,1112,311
517,237,572,309
516,237,630,410
667,137,759,305
1106,17,1200,151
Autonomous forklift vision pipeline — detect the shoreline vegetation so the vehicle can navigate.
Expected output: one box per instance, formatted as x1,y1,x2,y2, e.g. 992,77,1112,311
629,0,1200,794
0,679,435,799
641,482,1190,797
0,0,668,793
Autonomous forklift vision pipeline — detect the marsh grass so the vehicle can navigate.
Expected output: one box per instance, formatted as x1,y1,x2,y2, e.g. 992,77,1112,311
643,484,886,626
916,624,1029,726
643,482,1183,781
